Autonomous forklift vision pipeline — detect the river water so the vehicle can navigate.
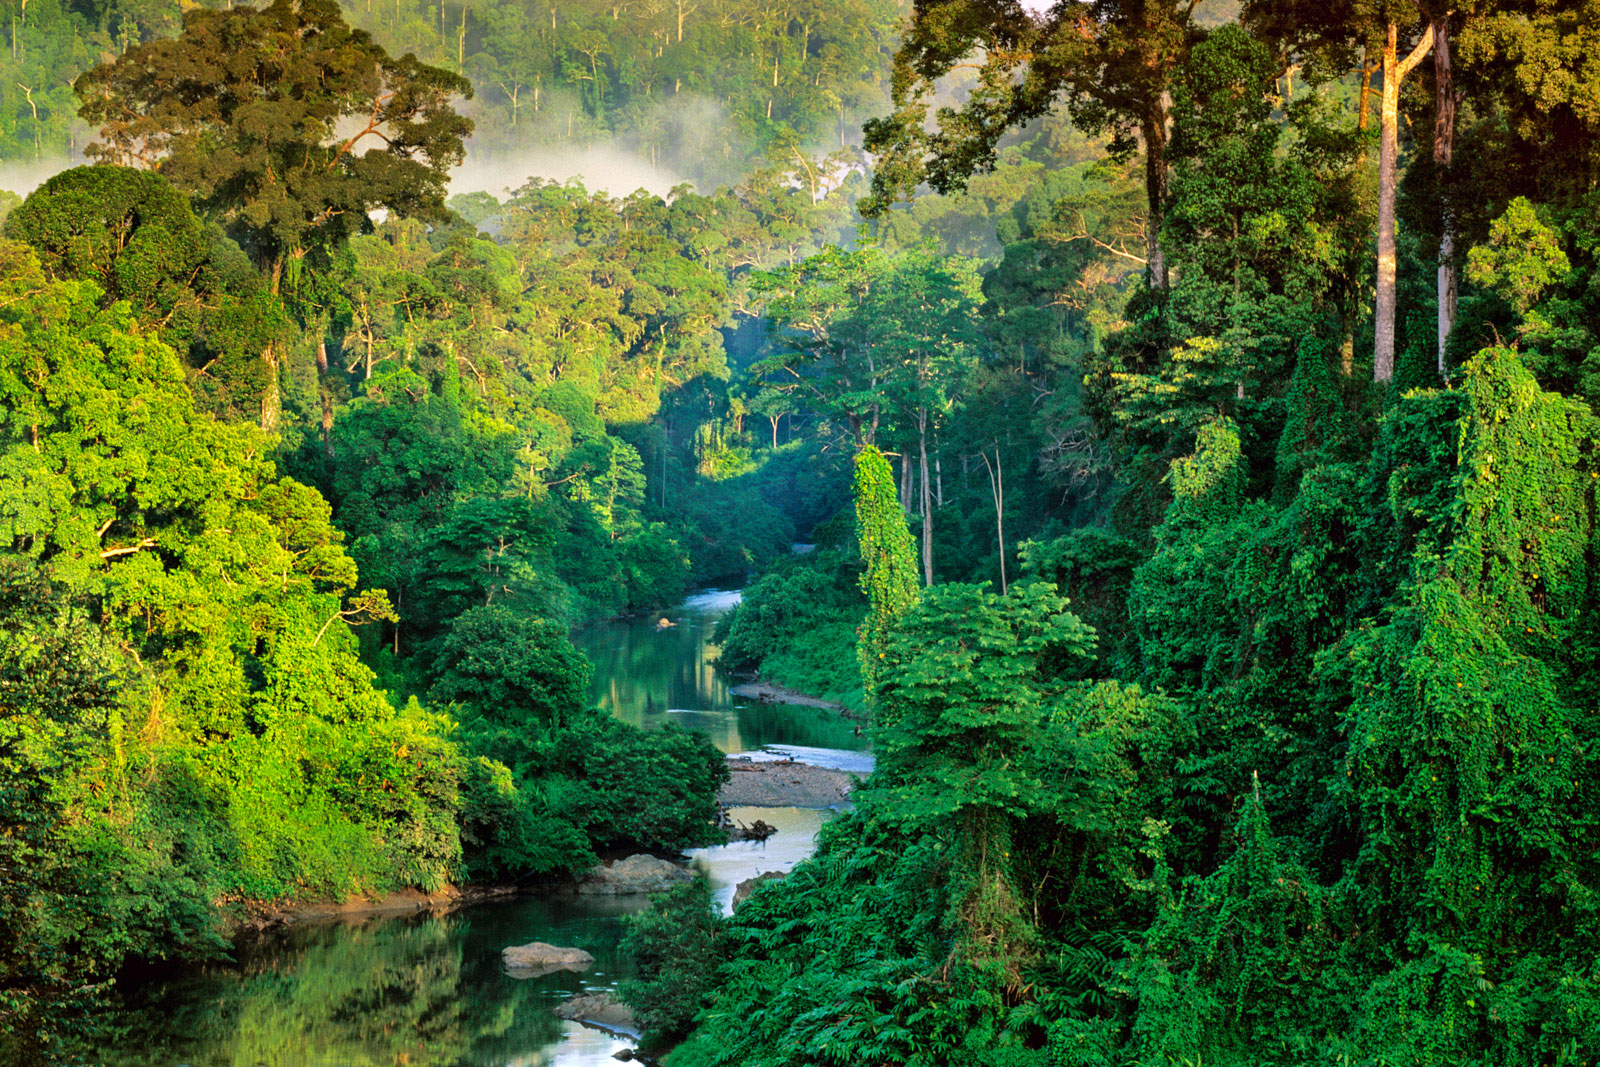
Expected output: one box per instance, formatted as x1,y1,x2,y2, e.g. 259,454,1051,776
96,590,865,1067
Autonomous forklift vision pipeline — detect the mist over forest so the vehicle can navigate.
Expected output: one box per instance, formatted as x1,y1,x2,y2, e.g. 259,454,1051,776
4,0,1600,1065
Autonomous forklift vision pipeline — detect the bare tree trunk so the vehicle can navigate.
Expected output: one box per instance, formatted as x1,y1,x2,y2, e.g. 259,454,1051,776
981,447,1006,595
918,413,933,587
1375,23,1435,383
1433,14,1457,380
321,390,335,459
261,342,280,432
262,255,284,432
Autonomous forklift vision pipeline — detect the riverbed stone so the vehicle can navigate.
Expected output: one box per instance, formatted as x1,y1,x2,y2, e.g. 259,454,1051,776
502,941,595,975
553,991,638,1032
733,870,786,908
577,853,694,895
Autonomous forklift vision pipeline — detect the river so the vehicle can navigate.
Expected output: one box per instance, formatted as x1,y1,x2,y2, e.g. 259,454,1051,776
95,590,866,1066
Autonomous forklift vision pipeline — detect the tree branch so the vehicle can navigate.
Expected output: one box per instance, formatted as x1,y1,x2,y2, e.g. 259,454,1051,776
1398,24,1436,80
101,538,157,559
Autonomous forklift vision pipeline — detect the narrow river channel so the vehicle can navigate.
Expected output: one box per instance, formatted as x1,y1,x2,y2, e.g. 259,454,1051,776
96,590,868,1066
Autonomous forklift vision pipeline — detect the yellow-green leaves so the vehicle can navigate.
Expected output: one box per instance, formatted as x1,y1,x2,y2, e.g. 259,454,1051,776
1466,198,1571,315
854,444,919,712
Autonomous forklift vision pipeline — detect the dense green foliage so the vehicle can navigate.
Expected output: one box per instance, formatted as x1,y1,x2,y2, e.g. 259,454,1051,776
667,3,1600,1065
713,549,866,711
619,875,731,1048
7,0,1600,1063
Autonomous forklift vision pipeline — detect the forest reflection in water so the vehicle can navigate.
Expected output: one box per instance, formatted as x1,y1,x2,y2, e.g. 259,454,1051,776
102,895,643,1067
93,590,856,1066
576,588,866,755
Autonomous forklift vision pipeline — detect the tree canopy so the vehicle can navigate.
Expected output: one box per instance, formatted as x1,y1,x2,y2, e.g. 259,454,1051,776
75,0,473,284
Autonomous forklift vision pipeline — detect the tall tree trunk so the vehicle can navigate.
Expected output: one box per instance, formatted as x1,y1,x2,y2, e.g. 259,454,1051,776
317,331,332,456
321,390,335,459
1433,14,1457,380
261,341,281,433
1375,23,1435,383
262,254,284,432
981,447,1006,595
918,413,933,587
1359,47,1375,136
1142,103,1170,291
1341,314,1356,379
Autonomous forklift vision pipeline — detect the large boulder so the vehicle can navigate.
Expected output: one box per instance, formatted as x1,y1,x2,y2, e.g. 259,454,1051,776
553,991,638,1033
577,853,693,895
733,870,786,908
502,941,595,976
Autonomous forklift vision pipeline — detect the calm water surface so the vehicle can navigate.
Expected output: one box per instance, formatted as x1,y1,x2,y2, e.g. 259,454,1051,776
97,591,859,1067
577,589,868,755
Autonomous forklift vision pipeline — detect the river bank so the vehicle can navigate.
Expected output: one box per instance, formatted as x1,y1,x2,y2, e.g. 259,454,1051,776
98,588,860,1067
727,678,847,711
719,755,860,806
225,883,523,936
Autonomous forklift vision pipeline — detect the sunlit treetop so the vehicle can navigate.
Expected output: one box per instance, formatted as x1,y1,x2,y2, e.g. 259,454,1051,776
74,0,474,286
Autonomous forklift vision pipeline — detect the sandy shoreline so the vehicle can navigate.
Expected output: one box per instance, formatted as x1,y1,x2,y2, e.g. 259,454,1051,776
718,756,859,807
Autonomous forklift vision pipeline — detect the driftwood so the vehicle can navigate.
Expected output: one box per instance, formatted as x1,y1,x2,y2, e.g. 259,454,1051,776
713,805,778,841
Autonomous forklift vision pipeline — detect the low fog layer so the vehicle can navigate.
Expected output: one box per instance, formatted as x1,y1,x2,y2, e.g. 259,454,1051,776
0,156,81,197
450,144,684,201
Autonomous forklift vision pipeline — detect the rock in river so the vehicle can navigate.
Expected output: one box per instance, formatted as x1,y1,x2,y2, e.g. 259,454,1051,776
577,853,694,895
733,870,786,908
554,992,638,1033
502,941,595,976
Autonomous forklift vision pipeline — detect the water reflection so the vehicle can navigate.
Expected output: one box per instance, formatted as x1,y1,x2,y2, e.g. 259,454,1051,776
93,591,861,1066
93,811,850,1067
101,896,646,1067
576,590,866,755
687,805,837,915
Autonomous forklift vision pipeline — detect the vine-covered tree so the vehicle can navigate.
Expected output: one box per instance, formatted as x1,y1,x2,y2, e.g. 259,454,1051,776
854,444,920,709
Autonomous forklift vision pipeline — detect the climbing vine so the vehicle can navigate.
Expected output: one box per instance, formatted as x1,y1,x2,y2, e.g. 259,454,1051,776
854,445,920,711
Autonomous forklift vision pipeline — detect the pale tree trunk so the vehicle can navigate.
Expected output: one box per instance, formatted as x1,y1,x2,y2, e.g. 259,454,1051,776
321,392,335,458
1346,48,1374,382
262,256,285,432
261,342,281,433
316,336,334,455
918,411,933,587
1434,14,1457,380
981,447,1007,595
1375,22,1435,383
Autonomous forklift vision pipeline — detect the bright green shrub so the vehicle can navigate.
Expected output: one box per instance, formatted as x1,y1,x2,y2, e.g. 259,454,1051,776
620,876,730,1047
